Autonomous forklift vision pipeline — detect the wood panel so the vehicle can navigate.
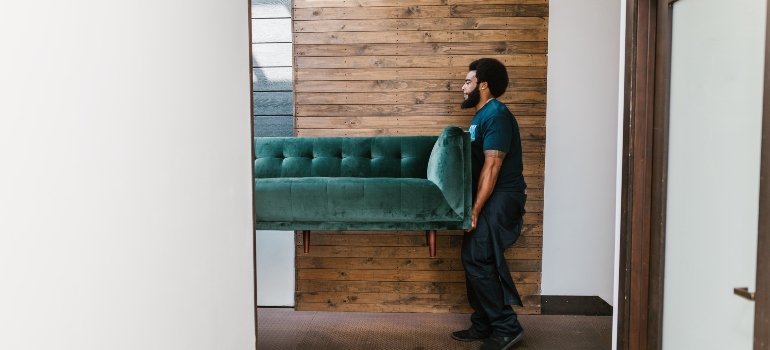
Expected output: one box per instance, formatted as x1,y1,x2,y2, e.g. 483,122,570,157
295,56,548,69
295,104,546,116
295,292,542,307
295,91,546,104
296,257,543,271
293,0,548,7
450,4,549,17
294,6,453,20
296,268,541,282
294,18,547,32
295,67,547,80
297,279,541,295
294,29,547,44
294,116,545,128
295,42,548,56
295,127,545,141
295,302,541,314
294,0,547,314
293,5,548,20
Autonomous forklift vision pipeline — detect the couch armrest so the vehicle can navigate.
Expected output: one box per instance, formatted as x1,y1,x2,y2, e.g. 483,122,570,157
426,126,472,229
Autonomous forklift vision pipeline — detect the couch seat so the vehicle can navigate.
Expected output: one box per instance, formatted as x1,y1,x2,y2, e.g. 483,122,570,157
255,177,459,223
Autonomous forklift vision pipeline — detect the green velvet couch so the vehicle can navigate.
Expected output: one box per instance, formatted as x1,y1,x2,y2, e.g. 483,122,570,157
253,126,471,257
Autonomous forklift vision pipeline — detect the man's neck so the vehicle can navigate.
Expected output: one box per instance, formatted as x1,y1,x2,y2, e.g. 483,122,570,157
475,93,495,111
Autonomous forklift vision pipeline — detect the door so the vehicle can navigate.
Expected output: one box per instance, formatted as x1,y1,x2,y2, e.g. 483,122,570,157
662,0,767,349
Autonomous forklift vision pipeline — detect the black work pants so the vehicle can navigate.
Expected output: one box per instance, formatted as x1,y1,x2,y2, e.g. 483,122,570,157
462,191,526,338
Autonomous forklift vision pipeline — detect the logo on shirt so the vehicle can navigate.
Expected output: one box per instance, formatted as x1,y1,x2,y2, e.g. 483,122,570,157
468,125,477,141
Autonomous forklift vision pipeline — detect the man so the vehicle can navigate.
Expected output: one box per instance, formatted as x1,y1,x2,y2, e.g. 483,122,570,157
451,58,527,350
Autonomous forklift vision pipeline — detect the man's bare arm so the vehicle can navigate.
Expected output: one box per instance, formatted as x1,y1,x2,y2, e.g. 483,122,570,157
484,150,507,159
466,150,507,232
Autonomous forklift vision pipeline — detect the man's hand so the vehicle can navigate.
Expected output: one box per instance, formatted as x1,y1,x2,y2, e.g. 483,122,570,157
465,206,482,232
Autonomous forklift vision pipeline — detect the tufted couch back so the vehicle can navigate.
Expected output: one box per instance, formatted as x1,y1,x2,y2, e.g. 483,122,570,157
254,136,439,179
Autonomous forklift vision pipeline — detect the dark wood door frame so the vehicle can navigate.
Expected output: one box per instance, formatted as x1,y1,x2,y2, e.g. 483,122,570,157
617,0,672,349
754,1,770,348
619,0,770,349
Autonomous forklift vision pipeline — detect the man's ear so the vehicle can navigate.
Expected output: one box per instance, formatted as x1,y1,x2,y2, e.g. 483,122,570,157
479,81,489,90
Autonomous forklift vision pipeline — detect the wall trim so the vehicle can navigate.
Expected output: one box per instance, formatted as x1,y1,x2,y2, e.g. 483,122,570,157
541,296,613,316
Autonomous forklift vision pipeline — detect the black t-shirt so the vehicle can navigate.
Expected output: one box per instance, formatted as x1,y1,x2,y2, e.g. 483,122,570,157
468,99,527,194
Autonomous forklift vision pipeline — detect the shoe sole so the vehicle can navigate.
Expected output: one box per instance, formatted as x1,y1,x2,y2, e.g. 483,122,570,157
499,330,524,350
451,333,488,342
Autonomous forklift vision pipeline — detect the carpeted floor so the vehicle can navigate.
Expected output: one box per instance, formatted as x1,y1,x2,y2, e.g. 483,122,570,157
257,308,612,350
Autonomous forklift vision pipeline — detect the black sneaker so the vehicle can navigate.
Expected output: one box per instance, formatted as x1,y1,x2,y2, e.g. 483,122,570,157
451,329,489,342
479,330,524,350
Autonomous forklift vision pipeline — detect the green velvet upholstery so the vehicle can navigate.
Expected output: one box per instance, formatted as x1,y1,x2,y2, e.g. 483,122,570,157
427,125,473,229
254,126,471,231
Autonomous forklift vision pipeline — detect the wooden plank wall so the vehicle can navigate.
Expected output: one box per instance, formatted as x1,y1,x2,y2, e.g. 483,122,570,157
253,0,294,136
292,0,548,314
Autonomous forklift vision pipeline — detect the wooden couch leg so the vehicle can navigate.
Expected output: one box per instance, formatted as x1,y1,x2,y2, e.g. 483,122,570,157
303,230,310,254
426,230,436,258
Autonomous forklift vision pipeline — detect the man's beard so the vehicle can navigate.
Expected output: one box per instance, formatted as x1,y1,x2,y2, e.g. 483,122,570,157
461,86,481,109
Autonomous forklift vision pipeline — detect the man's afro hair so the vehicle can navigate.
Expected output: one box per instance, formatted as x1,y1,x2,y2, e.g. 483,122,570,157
469,58,509,98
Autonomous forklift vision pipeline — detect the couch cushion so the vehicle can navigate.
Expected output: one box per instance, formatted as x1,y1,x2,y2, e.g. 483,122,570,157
254,136,437,179
255,177,460,223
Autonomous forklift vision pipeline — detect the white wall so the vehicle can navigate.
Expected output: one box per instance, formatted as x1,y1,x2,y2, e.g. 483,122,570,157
543,0,621,304
0,1,256,349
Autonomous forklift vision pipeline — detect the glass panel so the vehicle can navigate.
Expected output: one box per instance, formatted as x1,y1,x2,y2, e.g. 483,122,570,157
663,0,766,348
252,0,293,137
253,0,295,306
